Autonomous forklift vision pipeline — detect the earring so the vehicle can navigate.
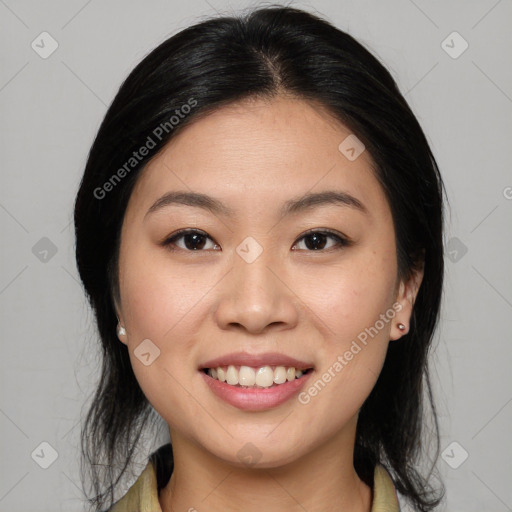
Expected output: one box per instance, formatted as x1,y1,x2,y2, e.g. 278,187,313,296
117,323,126,337
397,323,406,331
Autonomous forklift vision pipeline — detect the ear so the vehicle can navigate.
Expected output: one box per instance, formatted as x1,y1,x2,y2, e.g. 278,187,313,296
389,265,424,341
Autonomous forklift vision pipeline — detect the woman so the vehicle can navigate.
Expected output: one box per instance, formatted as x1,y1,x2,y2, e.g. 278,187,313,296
74,5,445,511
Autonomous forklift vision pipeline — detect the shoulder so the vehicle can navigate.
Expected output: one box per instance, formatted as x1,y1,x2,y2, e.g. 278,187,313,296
371,464,400,512
105,443,173,512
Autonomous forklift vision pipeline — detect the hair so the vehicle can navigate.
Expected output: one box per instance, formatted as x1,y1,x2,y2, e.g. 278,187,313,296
74,4,446,511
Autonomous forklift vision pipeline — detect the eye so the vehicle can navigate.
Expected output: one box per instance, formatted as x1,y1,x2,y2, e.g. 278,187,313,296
161,228,350,253
291,229,350,252
161,229,219,251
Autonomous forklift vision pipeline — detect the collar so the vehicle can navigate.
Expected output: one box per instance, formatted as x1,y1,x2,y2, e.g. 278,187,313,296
108,444,400,512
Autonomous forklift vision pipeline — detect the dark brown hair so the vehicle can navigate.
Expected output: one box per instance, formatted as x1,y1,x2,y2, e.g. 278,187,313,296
74,5,445,510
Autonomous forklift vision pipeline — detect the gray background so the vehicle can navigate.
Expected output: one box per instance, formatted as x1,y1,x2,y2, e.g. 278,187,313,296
1,0,511,510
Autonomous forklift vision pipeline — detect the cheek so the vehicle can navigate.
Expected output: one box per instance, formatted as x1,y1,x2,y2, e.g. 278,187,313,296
118,245,211,408
120,242,208,340
296,248,396,418
305,246,397,342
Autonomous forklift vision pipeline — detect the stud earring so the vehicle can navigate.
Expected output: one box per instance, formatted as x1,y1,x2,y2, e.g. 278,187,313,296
117,323,126,337
397,323,406,331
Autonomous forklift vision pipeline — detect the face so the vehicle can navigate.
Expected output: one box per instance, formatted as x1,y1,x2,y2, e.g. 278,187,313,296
115,95,421,467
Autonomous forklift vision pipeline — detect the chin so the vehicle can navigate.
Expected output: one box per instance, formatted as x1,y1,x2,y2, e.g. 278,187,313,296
203,433,307,469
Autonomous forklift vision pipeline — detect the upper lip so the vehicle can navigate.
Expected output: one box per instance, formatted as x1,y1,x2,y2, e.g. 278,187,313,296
199,352,314,370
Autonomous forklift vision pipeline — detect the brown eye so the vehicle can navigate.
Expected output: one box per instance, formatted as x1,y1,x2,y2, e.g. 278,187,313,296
292,230,349,251
161,228,350,253
162,229,219,251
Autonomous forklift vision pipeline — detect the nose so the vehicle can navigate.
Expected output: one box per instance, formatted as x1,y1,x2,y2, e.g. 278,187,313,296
214,248,299,334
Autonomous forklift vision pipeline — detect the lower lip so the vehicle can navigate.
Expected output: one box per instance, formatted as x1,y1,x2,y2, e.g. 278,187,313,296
200,370,313,411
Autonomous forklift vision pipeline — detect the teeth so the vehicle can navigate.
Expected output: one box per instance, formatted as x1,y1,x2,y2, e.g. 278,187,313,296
226,365,238,385
239,366,256,386
273,366,287,384
206,365,310,388
255,366,274,387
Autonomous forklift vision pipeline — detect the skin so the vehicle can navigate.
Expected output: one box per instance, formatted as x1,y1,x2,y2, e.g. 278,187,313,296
115,95,423,512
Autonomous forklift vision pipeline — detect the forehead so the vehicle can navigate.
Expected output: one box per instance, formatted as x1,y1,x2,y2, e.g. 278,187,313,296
125,96,391,223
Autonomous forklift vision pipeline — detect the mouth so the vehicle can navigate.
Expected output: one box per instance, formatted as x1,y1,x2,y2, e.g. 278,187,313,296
201,365,314,389
198,351,315,389
199,364,315,411
198,352,315,410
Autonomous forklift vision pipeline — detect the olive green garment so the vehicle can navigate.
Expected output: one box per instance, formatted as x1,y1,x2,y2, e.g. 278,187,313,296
108,444,400,512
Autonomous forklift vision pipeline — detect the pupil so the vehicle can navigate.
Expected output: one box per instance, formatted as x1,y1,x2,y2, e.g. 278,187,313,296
305,233,326,250
185,233,206,250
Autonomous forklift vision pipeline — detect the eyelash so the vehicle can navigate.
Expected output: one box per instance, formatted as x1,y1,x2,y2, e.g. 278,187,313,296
160,228,351,253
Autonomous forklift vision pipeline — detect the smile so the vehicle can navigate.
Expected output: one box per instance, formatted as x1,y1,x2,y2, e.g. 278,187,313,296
203,365,313,388
200,366,314,411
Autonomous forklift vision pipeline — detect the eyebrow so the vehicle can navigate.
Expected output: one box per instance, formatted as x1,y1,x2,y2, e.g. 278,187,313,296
144,189,368,220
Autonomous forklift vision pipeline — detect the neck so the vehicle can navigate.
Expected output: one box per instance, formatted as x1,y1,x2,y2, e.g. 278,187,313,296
159,419,372,512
